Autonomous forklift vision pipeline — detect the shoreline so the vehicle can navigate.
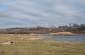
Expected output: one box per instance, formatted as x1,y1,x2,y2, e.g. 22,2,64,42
0,33,85,36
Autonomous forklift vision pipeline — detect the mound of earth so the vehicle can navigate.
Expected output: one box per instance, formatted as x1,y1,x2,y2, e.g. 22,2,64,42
50,32,74,35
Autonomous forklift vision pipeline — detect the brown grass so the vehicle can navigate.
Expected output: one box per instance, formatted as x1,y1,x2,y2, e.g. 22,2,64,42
0,34,85,55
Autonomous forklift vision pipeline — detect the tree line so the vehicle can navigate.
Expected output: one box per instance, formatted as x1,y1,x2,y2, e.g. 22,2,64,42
0,24,85,34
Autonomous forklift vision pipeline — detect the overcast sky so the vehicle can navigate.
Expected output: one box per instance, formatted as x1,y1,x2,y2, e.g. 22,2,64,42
0,0,85,28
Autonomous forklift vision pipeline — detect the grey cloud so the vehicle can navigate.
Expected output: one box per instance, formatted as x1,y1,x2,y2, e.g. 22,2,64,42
0,0,85,28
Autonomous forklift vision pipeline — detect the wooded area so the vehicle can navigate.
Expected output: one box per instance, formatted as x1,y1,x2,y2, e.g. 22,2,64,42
0,24,85,34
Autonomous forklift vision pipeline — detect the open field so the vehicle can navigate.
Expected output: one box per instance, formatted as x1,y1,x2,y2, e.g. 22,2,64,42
0,34,85,55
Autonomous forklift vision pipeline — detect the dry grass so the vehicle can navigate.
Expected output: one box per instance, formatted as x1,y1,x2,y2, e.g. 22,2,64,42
50,32,74,35
0,34,44,41
0,34,85,55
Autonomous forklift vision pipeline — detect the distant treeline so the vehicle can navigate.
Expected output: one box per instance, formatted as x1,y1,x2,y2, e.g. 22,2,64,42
0,24,85,34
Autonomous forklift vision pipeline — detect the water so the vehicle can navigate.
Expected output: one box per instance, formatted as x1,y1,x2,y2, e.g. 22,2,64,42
40,35,85,42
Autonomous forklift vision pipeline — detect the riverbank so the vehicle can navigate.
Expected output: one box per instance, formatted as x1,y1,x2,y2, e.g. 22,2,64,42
0,34,85,55
0,31,85,36
48,32,85,36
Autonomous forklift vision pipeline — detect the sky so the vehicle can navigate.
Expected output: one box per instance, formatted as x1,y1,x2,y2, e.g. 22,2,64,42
0,0,85,28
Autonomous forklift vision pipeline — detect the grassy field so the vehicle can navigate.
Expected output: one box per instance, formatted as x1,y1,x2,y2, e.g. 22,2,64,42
0,34,85,55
